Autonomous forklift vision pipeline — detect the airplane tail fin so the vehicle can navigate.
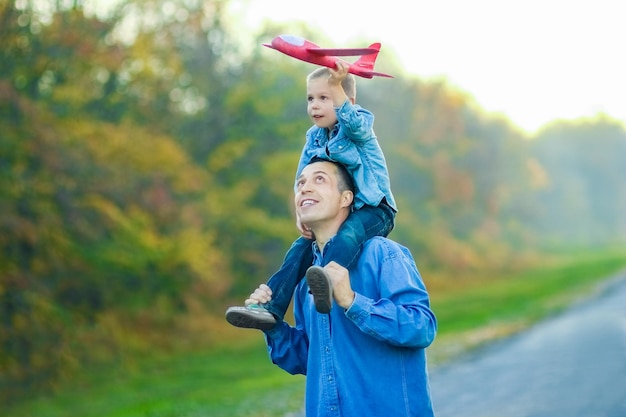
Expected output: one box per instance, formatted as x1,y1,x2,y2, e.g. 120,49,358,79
352,43,393,78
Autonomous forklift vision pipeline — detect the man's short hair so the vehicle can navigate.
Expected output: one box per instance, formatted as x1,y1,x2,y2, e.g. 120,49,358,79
307,67,357,100
334,161,355,195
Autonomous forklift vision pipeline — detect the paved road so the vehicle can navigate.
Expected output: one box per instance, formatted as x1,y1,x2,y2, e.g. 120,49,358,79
429,272,626,417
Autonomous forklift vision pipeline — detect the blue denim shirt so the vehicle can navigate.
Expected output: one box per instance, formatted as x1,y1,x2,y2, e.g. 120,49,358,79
295,100,397,212
265,237,437,417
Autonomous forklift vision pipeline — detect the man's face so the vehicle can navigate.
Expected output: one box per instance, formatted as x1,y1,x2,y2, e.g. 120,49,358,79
295,161,350,228
307,77,338,129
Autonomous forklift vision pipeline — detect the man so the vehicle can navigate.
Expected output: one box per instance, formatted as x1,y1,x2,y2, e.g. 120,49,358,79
243,160,437,417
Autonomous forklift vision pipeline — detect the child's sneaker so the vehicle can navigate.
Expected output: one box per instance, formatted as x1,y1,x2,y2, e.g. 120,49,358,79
225,305,276,330
306,266,333,314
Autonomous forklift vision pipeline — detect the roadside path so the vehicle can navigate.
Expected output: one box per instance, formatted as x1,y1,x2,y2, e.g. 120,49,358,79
429,272,626,417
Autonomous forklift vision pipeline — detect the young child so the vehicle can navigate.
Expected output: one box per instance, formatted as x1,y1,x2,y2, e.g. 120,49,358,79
225,61,396,330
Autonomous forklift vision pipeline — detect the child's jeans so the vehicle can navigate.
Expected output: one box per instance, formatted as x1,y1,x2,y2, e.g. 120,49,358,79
264,203,395,320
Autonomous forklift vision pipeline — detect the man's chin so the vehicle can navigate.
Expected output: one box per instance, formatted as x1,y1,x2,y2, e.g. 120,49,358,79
299,216,317,228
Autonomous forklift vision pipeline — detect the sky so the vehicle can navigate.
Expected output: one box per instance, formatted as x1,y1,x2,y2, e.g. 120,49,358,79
228,0,625,134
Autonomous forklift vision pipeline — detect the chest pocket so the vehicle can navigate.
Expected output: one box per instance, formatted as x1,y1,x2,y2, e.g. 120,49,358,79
326,136,359,166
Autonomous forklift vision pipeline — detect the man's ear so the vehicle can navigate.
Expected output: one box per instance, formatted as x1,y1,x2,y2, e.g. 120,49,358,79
340,190,354,208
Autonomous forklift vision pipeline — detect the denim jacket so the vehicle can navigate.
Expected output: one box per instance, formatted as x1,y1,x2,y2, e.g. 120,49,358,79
295,100,397,212
265,236,437,416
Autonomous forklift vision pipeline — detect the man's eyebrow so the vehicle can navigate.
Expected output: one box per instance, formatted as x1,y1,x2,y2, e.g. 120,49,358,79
297,170,329,183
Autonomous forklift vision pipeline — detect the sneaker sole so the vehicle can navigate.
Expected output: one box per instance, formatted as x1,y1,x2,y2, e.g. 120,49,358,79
225,307,276,331
306,266,333,314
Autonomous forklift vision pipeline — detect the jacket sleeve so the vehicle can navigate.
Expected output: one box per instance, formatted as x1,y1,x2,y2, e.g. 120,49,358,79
264,301,310,375
335,100,375,144
344,241,438,349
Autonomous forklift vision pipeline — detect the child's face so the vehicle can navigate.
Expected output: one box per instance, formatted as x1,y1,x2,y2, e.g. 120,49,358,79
307,77,338,129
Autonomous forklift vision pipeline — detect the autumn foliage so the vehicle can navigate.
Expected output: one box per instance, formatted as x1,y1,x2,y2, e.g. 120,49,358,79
1,0,625,402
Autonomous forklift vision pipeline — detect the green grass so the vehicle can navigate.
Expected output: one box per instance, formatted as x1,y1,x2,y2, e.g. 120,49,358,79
432,250,626,334
5,250,626,417
5,340,305,417
426,249,626,361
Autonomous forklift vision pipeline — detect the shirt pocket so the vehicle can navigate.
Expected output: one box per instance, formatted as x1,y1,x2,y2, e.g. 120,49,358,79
326,136,360,167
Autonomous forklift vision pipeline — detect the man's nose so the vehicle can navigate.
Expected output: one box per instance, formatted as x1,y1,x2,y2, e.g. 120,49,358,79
300,179,313,193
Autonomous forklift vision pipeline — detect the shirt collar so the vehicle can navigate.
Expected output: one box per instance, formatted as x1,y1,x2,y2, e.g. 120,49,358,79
312,236,337,262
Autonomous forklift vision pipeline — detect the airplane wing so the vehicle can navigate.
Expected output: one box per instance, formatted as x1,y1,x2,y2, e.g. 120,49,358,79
308,47,380,56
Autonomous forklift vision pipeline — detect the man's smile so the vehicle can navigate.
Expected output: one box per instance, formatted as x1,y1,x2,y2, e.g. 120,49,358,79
300,198,317,207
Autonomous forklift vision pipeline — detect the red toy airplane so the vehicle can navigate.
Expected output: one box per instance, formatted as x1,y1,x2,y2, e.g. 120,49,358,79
263,34,393,79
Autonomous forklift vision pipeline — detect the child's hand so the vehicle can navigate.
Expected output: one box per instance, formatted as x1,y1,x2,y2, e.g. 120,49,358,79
328,61,350,106
329,60,349,84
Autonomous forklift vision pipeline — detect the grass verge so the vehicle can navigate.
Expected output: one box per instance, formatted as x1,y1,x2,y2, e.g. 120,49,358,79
427,249,626,362
5,338,306,417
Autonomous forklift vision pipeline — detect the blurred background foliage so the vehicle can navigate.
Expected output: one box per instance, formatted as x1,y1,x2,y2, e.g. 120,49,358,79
1,0,624,404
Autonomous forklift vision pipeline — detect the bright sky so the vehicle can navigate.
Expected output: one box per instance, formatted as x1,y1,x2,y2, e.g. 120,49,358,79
230,0,625,134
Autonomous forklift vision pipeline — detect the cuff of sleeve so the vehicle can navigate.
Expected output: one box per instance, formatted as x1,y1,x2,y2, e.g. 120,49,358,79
345,292,373,322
